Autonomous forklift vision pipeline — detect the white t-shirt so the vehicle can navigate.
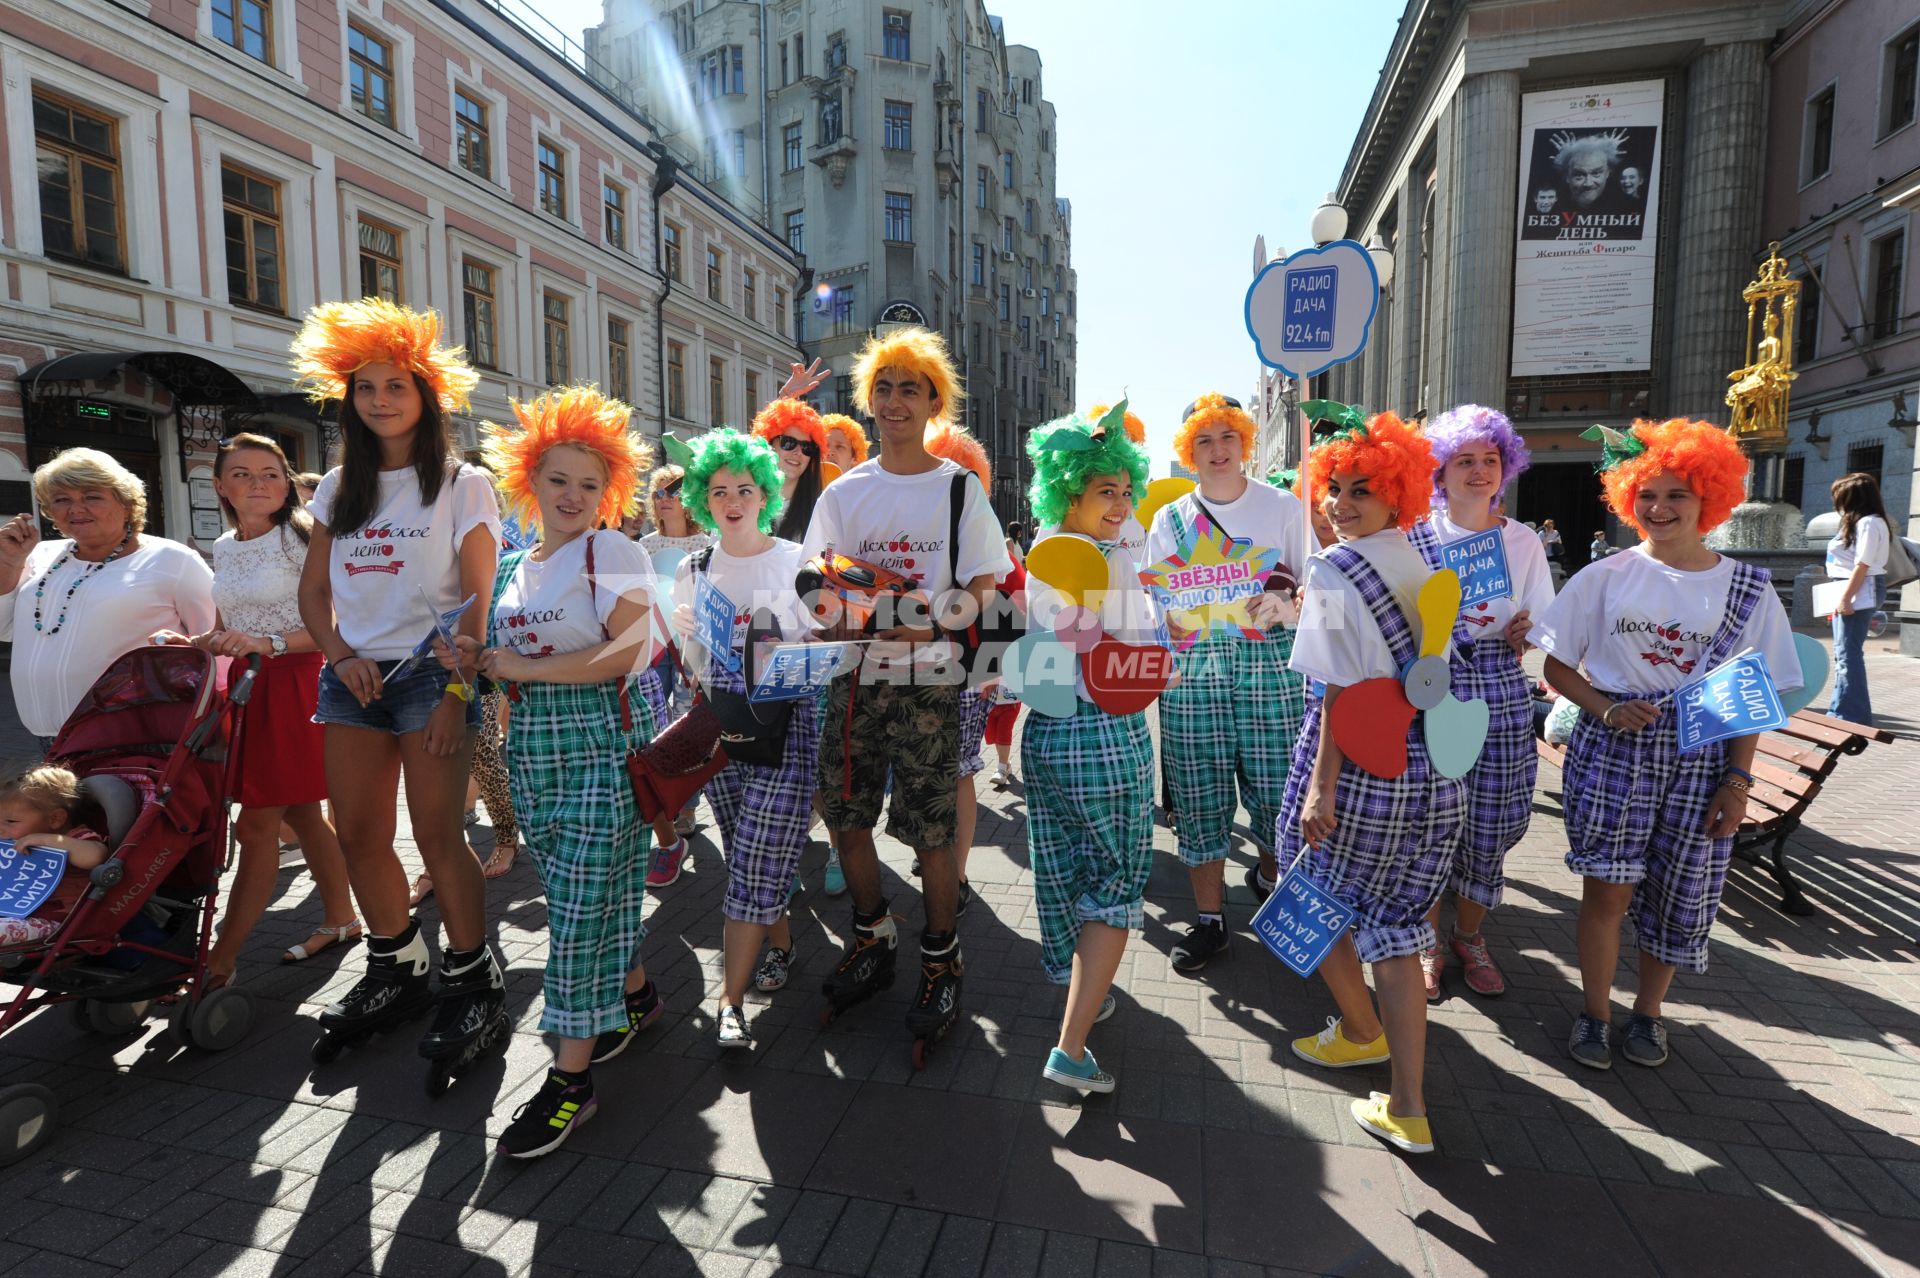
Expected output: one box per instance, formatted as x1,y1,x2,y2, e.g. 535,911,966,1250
672,538,814,679
308,464,502,661
1533,546,1802,696
1144,480,1311,605
211,525,308,637
0,537,217,736
493,530,651,664
1825,514,1889,611
1289,529,1433,687
1037,514,1149,569
1419,512,1556,641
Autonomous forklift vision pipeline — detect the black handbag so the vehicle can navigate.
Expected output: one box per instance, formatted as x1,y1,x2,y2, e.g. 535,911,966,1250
689,550,793,768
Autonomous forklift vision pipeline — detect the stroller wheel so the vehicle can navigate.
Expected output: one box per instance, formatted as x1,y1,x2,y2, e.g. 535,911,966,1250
0,1083,58,1167
190,988,253,1052
80,999,151,1036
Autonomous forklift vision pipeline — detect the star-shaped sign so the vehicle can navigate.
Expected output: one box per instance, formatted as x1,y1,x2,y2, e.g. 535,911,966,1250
1140,512,1282,650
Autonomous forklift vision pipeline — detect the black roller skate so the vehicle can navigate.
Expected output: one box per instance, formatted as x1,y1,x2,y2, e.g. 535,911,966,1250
819,904,897,1025
904,930,965,1070
418,945,510,1097
311,923,432,1063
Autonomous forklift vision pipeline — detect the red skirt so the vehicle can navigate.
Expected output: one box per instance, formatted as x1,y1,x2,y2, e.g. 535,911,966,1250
228,650,328,808
984,698,1022,747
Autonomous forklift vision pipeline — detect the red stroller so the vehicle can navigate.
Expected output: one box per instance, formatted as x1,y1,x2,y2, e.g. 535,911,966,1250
0,645,260,1166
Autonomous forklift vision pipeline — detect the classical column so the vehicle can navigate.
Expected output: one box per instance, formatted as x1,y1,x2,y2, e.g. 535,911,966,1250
1442,70,1521,411
1667,40,1769,419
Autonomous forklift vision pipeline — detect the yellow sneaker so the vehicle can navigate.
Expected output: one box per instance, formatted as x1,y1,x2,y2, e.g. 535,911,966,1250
1290,1016,1390,1068
1351,1092,1433,1154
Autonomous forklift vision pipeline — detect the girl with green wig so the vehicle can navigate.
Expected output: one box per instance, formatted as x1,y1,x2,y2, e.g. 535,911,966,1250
666,429,821,1049
1020,407,1165,1097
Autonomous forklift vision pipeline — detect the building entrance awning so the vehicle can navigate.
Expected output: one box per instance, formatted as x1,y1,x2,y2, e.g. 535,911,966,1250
18,351,261,409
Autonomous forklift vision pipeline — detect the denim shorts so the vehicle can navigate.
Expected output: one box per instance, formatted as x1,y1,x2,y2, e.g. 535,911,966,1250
314,662,482,736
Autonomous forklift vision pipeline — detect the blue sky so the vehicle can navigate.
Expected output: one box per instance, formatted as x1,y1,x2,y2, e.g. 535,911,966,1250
542,0,1406,463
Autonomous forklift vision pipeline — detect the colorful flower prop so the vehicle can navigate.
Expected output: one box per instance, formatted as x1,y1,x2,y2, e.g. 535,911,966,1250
1329,569,1489,780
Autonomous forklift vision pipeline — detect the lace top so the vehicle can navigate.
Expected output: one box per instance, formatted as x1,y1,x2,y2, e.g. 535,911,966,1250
210,525,308,637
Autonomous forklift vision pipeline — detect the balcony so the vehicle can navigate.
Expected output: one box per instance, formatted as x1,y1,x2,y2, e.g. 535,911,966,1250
810,133,857,186
934,146,960,198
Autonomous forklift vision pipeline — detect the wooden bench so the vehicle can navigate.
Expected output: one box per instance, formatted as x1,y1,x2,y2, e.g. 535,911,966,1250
1536,708,1895,915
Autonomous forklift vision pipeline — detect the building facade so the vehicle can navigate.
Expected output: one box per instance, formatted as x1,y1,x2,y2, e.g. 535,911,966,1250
588,0,1077,516
2,0,796,552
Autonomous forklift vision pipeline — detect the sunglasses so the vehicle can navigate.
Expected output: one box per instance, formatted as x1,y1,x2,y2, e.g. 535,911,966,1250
774,436,821,459
657,478,684,498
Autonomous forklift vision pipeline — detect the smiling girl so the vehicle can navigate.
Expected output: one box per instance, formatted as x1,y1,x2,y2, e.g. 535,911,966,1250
1533,419,1799,1073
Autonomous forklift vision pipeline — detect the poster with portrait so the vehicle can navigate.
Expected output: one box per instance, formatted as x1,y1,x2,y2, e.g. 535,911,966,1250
1511,80,1665,377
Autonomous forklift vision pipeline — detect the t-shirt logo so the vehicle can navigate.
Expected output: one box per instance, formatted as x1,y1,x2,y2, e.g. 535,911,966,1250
1463,601,1496,629
501,607,565,658
857,533,942,585
341,520,426,576
1612,617,1710,674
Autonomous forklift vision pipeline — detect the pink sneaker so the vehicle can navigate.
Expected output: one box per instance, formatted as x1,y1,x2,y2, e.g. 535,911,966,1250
646,838,689,889
1449,930,1507,997
1419,944,1446,1002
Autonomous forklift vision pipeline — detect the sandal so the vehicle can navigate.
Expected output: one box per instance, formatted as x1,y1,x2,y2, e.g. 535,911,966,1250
408,874,435,907
281,919,363,964
481,842,518,879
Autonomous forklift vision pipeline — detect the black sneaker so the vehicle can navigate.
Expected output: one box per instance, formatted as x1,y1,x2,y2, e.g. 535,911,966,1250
1170,919,1229,973
1568,1012,1613,1070
591,983,664,1064
1244,866,1274,903
1622,1014,1669,1067
956,880,975,919
498,1071,595,1159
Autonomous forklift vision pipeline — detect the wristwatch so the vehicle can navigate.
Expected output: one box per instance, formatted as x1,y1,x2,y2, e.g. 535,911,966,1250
267,633,288,657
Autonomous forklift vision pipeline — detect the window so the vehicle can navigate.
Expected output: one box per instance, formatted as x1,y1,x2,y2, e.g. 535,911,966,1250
33,92,124,272
745,369,760,413
743,268,757,322
1846,441,1885,484
884,192,913,243
1022,261,1033,291
357,218,402,302
699,46,745,99
603,180,627,251
667,341,687,418
976,89,987,131
709,355,726,425
1042,236,1052,266
454,90,490,179
948,227,958,279
827,35,847,71
779,41,789,86
1040,128,1050,152
1038,341,1048,372
707,247,724,303
819,95,842,144
998,283,1010,321
212,0,270,63
1004,217,1016,252
1883,27,1919,137
348,25,394,128
1869,230,1905,340
831,285,858,336
1040,286,1050,316
221,164,282,313
1068,290,1076,317
1025,199,1035,234
1022,78,1033,105
1019,315,1031,349
462,260,498,369
884,100,912,150
1795,271,1821,363
664,221,683,281
976,166,988,208
537,138,567,218
882,10,910,61
794,34,804,76
774,285,789,336
783,122,803,171
1002,151,1014,187
971,242,985,286
705,129,747,180
1782,455,1805,510
543,292,570,385
785,209,804,254
607,317,630,401
1803,86,1835,183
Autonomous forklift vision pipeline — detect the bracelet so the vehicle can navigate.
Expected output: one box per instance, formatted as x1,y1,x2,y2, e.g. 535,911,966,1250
1719,773,1752,793
1723,764,1755,782
1601,703,1619,728
443,680,475,703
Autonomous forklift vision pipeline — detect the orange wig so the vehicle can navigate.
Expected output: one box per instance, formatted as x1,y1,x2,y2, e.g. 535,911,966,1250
925,422,991,489
290,298,480,413
822,413,870,463
1173,392,1256,473
481,386,652,531
851,326,964,423
1089,403,1148,444
1303,411,1436,532
752,396,828,453
1600,418,1750,537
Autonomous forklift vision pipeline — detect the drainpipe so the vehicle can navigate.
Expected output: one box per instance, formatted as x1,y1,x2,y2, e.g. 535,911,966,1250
650,149,681,438
758,0,771,225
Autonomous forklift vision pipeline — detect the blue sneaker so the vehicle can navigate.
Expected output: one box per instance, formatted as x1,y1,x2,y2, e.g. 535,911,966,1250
824,851,847,897
1043,1046,1115,1094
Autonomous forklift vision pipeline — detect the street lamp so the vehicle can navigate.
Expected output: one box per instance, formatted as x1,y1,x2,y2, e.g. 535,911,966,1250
1367,234,1395,291
1310,193,1348,246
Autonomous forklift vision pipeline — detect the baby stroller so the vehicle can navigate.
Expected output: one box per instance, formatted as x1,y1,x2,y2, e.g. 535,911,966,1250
0,645,259,1166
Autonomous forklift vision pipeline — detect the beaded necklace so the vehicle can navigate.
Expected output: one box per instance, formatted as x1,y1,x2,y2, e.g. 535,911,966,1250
33,529,134,635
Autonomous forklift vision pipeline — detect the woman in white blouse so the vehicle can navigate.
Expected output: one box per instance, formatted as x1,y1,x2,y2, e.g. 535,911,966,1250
193,435,359,985
0,448,215,742
1825,472,1892,725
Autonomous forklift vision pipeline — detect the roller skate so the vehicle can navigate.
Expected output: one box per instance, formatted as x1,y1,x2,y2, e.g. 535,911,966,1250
904,931,965,1070
311,922,432,1064
418,945,510,1097
819,903,897,1025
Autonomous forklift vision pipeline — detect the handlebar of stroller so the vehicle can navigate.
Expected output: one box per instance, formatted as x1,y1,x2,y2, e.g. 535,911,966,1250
181,653,262,757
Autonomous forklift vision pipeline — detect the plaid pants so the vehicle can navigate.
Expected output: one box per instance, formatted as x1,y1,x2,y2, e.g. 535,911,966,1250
958,686,989,779
1161,626,1305,865
1023,702,1156,984
705,665,823,925
1448,638,1537,910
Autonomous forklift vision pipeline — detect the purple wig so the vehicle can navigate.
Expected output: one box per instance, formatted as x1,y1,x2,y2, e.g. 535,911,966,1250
1424,404,1530,497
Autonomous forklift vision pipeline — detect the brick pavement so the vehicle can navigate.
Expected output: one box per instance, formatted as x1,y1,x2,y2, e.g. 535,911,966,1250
1,637,1917,1276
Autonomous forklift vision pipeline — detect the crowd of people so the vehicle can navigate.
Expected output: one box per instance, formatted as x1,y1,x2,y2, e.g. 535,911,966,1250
0,294,1891,1163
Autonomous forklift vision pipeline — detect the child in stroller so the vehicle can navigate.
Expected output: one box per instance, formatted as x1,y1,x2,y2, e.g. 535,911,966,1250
0,762,109,947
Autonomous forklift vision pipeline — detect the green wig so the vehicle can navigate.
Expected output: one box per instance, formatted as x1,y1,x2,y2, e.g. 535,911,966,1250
682,428,787,535
1025,404,1151,529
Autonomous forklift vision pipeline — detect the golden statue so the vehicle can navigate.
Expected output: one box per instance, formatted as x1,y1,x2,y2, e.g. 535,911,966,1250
1725,242,1799,448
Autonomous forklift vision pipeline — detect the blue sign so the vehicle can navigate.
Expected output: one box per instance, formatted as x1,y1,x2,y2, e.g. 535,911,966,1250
1440,528,1513,607
693,575,741,674
1250,860,1357,977
749,641,862,704
0,840,68,920
1245,240,1382,379
500,512,539,552
1675,651,1789,754
385,593,478,682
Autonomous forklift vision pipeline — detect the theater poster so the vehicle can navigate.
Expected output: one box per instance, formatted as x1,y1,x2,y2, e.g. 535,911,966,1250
1510,80,1664,377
